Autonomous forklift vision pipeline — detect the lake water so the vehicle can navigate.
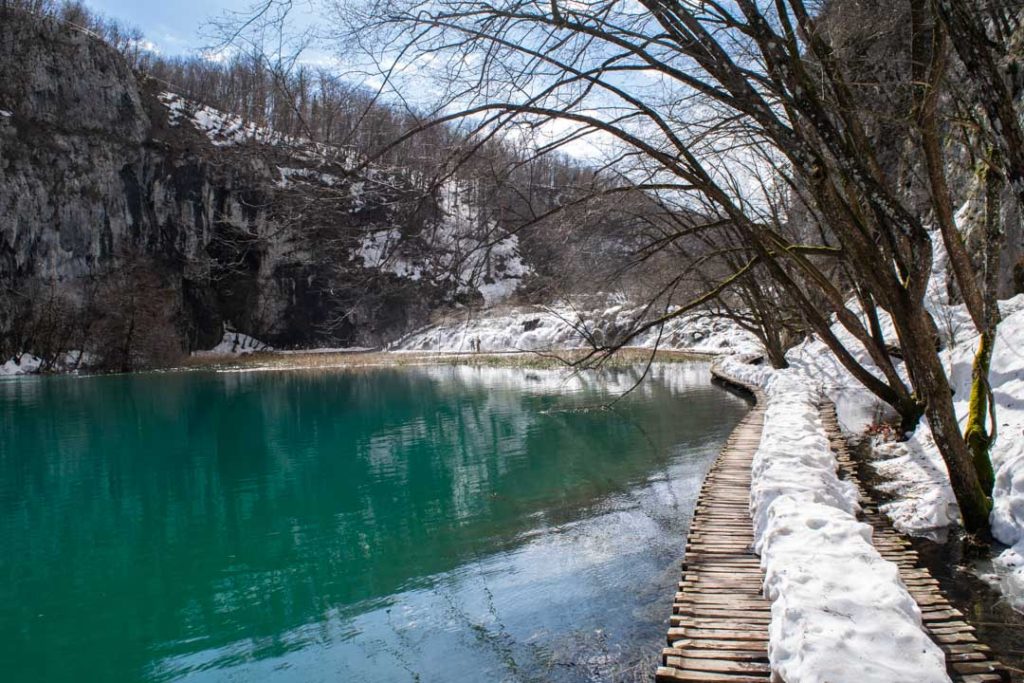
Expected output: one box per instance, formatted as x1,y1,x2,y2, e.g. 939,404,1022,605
0,362,747,682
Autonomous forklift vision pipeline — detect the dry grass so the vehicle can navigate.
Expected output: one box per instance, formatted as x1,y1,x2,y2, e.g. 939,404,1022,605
179,348,712,373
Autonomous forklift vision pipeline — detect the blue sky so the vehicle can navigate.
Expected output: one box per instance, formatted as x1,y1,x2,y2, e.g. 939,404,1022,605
86,0,243,53
86,0,324,56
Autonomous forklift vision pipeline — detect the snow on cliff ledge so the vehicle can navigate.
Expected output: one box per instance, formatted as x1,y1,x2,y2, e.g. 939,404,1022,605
354,180,530,306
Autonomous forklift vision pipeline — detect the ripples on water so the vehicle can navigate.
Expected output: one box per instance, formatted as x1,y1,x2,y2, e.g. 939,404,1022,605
0,362,748,682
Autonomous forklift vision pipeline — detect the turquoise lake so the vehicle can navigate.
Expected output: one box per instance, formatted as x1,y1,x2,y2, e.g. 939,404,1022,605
0,362,748,682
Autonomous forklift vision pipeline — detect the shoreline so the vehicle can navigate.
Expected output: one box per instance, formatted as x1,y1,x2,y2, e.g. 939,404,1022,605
180,347,716,373
1,348,720,379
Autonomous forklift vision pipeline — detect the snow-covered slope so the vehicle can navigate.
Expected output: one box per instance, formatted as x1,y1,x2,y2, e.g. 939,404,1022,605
780,286,1024,609
393,302,762,354
159,92,356,164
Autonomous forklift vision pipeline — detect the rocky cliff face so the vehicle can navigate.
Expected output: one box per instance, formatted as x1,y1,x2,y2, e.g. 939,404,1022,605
0,11,528,362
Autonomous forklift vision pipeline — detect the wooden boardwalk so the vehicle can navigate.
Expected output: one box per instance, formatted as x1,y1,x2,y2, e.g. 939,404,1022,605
820,404,1009,683
657,382,771,682
657,366,1009,682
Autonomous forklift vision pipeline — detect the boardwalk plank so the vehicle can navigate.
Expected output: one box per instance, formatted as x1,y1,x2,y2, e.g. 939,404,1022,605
661,367,1009,683
657,380,770,683
818,403,1010,683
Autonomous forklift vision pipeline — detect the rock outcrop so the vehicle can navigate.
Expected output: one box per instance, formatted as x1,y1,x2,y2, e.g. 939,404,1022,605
0,10,527,360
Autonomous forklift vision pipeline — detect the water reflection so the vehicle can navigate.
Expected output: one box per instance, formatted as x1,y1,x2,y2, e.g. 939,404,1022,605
0,363,747,682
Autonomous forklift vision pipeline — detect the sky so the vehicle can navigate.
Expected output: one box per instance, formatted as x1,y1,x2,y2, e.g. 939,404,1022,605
79,0,612,159
85,0,324,57
86,0,245,54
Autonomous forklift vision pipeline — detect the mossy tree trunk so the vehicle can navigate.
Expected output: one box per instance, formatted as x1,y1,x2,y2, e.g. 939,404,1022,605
963,155,1006,494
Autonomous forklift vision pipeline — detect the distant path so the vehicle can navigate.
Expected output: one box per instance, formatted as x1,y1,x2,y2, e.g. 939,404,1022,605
657,362,1010,683
656,367,771,682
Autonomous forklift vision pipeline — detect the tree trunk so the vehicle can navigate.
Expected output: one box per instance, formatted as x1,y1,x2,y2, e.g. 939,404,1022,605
901,305,992,534
965,330,996,493
963,154,1005,494
763,328,790,369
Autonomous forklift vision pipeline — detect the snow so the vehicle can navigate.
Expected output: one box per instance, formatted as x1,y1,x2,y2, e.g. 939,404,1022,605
0,351,99,375
356,228,424,281
973,299,1024,607
193,331,272,356
276,166,339,188
160,91,286,148
157,92,357,166
746,371,860,548
394,301,762,354
0,109,12,118
761,497,949,683
716,356,950,683
776,262,1024,608
353,180,532,305
0,354,42,376
871,436,960,536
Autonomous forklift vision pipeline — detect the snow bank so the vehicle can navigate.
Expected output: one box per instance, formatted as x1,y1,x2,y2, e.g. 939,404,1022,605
0,351,97,376
781,289,1024,608
747,372,860,548
395,303,762,354
193,331,271,356
0,354,42,376
972,298,1024,608
716,356,950,683
762,498,948,683
871,435,959,535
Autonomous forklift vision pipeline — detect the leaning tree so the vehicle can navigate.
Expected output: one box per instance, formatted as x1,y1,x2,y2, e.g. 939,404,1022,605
312,0,1024,532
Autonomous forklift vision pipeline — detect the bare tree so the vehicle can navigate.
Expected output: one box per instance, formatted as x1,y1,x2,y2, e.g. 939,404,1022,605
91,254,183,372
321,0,1024,532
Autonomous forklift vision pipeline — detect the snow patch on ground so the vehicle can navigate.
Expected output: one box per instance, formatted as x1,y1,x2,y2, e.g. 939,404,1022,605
0,351,96,375
716,356,950,683
0,354,42,376
193,331,272,356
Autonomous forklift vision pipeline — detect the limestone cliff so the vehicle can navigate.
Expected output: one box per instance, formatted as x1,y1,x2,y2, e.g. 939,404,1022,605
0,11,527,363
